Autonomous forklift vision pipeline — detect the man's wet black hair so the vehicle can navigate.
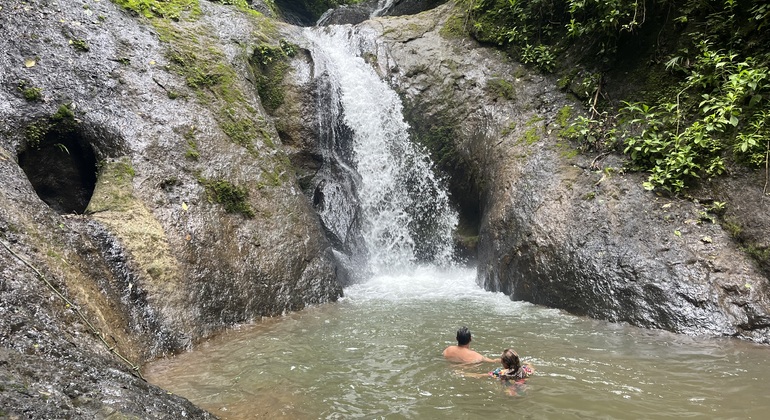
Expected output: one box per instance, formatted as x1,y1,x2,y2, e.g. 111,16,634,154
456,326,472,345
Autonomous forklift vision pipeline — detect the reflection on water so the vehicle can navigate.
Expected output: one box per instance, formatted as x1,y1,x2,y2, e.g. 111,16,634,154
145,267,770,419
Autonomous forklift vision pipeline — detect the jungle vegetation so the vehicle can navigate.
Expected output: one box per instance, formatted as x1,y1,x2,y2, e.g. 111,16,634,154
462,0,770,194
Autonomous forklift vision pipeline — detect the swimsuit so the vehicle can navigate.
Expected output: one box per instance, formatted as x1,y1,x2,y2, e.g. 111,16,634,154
489,365,533,381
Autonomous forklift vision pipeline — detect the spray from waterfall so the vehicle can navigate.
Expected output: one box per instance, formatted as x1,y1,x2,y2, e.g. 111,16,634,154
304,26,458,279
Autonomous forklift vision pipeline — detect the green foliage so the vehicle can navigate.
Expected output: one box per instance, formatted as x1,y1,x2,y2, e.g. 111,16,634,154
564,0,644,41
520,44,555,72
463,0,644,69
24,122,49,149
620,41,770,193
562,112,617,152
463,0,770,193
199,177,255,218
51,104,79,133
25,104,81,148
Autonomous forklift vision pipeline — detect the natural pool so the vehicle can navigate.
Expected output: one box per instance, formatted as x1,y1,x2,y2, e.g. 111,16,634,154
146,23,770,420
145,265,770,419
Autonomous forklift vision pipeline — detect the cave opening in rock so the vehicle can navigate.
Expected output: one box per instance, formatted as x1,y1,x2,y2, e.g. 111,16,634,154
18,127,98,214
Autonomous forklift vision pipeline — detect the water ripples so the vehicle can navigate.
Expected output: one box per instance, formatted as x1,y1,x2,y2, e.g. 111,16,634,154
146,266,770,419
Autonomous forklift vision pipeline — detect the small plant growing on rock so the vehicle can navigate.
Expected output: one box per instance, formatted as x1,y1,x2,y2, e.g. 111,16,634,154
520,44,556,73
70,39,90,52
185,140,200,160
18,80,42,102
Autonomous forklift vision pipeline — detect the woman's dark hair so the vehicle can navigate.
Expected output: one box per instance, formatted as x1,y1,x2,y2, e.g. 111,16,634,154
501,348,521,371
456,327,472,345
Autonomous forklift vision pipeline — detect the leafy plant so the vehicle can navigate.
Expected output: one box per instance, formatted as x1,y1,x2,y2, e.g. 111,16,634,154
459,0,770,193
520,44,555,72
619,41,770,193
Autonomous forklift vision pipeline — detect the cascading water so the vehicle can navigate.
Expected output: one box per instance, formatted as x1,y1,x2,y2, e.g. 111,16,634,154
305,25,458,279
371,0,398,17
145,23,770,420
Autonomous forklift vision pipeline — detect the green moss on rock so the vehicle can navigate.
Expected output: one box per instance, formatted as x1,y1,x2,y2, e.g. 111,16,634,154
111,0,201,20
199,177,255,218
87,157,182,286
23,104,80,149
486,77,515,100
87,158,137,213
251,40,297,113
18,80,43,102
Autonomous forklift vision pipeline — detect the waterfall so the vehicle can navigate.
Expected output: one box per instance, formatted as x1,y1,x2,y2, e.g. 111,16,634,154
304,26,458,280
371,0,398,17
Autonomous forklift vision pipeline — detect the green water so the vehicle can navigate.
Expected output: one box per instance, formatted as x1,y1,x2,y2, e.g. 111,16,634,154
146,266,770,419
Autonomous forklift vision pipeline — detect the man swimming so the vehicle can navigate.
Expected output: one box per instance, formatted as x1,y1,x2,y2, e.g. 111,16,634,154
442,326,499,363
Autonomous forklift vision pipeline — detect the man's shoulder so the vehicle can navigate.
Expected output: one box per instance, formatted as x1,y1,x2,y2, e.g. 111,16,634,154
443,345,459,356
443,347,483,363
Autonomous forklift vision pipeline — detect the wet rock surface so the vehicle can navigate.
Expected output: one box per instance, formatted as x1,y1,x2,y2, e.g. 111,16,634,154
317,0,449,26
2,0,769,417
1,0,342,416
361,4,770,343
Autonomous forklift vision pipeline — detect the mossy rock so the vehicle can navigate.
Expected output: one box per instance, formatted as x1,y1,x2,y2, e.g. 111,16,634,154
87,157,181,286
199,177,255,218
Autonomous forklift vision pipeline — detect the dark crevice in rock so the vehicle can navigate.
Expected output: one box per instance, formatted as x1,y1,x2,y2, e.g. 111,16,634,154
272,0,323,26
18,128,98,215
401,100,483,263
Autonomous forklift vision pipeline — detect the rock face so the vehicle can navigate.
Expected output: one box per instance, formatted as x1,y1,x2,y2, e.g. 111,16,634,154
317,0,449,26
355,4,770,343
0,0,341,416
384,0,449,16
1,0,769,416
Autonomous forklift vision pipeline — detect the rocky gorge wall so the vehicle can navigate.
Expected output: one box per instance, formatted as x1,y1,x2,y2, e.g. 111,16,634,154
349,4,770,343
0,0,342,417
2,0,770,417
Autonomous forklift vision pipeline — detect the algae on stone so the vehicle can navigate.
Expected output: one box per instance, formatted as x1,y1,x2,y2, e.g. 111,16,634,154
87,157,182,288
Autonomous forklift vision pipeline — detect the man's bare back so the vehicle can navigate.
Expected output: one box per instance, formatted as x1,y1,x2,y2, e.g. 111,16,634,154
443,345,488,363
443,327,499,364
